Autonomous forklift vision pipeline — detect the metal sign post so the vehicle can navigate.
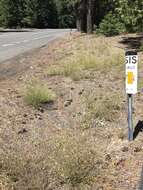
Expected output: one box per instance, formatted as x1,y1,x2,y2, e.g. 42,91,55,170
127,94,133,141
125,50,138,141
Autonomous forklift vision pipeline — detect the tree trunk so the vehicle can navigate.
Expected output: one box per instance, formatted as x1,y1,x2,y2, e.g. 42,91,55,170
75,0,87,33
87,0,93,34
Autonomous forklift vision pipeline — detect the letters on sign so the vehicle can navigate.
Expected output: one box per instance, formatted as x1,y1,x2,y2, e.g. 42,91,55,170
126,55,138,94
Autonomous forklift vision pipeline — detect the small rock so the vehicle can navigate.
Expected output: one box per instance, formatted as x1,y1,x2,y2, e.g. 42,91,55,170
133,107,135,114
105,154,112,161
18,76,23,81
116,159,126,167
22,121,26,125
41,101,58,110
34,113,41,118
64,99,73,107
18,128,28,134
99,84,103,88
134,147,142,152
38,117,43,120
122,147,129,152
77,112,82,116
97,187,103,190
16,95,22,98
78,89,84,95
38,108,44,113
23,114,28,118
71,87,74,90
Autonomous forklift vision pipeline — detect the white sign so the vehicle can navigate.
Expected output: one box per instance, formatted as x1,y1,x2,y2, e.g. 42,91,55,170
126,54,138,94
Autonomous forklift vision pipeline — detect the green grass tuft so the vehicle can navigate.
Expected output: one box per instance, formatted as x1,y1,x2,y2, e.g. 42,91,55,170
24,81,56,108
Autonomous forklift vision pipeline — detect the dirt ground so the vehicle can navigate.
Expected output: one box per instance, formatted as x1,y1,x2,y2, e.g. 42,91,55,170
0,32,143,190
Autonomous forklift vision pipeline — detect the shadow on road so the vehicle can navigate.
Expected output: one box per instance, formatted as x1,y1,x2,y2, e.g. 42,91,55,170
133,120,143,140
119,33,143,52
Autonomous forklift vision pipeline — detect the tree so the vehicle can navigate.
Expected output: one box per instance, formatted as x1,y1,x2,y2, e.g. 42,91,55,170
0,0,142,34
23,0,58,28
116,0,143,32
55,0,76,28
87,0,94,33
0,0,25,28
68,0,96,33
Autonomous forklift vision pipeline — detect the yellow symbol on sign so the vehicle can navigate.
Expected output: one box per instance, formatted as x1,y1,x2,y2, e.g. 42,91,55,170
127,72,134,84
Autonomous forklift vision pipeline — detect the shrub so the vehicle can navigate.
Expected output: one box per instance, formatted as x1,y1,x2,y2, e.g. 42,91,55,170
97,12,126,36
24,81,56,108
48,131,101,188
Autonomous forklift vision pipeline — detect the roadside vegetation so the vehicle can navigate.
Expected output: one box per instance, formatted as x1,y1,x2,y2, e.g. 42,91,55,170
0,129,111,190
47,36,124,81
82,93,123,129
0,0,143,189
0,0,142,36
24,81,56,108
0,33,143,190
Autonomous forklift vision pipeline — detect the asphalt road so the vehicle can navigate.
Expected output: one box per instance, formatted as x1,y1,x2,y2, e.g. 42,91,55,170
0,29,70,62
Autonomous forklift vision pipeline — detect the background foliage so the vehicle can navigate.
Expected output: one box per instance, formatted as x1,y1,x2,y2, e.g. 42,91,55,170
0,0,142,35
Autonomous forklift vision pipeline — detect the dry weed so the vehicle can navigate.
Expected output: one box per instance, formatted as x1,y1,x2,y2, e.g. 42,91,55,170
47,36,124,81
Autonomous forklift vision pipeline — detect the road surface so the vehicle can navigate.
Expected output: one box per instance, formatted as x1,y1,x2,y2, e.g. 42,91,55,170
0,29,70,62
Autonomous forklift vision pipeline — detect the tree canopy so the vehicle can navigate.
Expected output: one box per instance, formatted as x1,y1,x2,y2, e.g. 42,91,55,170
0,0,142,35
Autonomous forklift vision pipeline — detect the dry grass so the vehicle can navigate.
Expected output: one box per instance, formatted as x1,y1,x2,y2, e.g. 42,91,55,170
47,36,124,81
138,78,143,91
1,34,138,190
47,131,101,188
82,92,123,129
24,81,56,108
0,174,14,190
0,130,104,190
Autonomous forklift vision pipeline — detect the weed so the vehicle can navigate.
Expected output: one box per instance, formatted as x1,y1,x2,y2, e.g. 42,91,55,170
82,92,122,129
47,63,83,81
0,131,102,189
48,131,101,187
24,81,56,108
47,36,124,81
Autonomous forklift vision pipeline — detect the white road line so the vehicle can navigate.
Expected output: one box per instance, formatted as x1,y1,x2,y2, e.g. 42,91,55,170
1,33,58,48
15,41,22,44
2,43,14,47
22,40,30,43
33,35,51,41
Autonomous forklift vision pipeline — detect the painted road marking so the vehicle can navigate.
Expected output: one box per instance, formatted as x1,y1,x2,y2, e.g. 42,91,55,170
15,41,22,44
1,34,54,48
2,43,14,47
22,40,30,43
